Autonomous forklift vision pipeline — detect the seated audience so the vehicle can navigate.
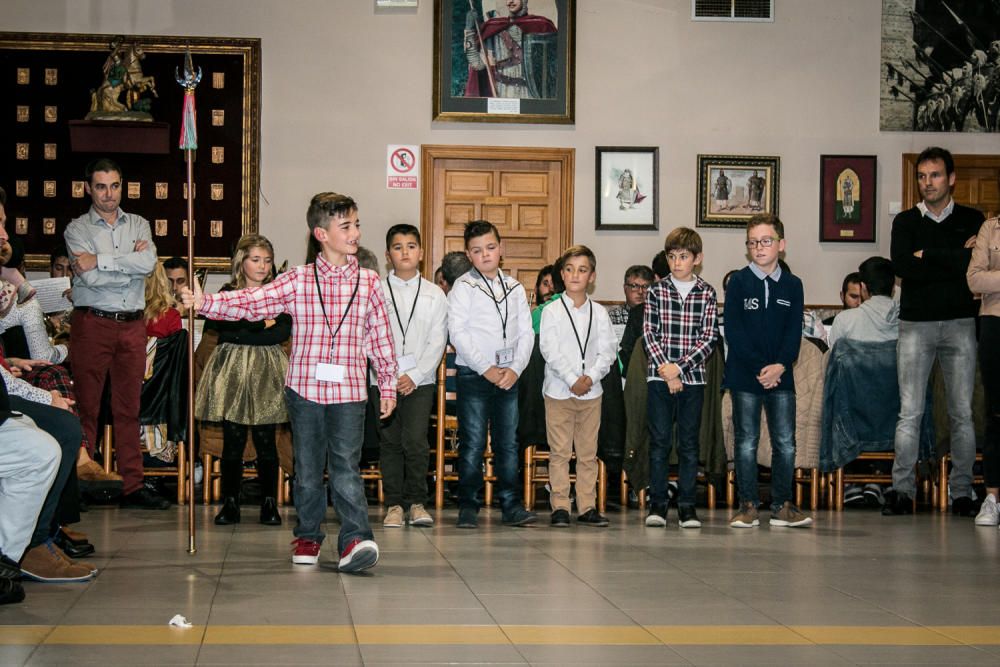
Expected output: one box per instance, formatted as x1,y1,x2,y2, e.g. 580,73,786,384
618,253,667,377
607,264,654,348
823,271,863,325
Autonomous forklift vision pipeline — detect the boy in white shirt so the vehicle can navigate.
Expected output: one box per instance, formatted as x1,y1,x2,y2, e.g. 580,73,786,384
378,224,448,528
539,245,617,527
448,220,536,529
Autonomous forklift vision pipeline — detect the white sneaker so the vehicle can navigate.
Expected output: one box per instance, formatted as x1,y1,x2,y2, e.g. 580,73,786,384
408,504,434,527
383,505,404,528
975,494,1000,526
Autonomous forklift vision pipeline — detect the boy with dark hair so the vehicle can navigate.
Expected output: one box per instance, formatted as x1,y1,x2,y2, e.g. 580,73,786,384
183,192,397,572
378,224,447,528
724,214,812,528
447,220,536,528
539,245,617,527
828,257,898,348
642,227,718,528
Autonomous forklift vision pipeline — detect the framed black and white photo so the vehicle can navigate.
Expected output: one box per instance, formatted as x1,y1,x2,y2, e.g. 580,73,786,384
595,146,658,231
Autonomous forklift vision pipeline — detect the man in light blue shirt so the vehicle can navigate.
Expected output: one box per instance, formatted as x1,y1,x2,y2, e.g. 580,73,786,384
64,158,167,510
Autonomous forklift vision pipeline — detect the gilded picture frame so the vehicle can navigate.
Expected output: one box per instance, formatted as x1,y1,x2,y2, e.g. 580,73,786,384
696,154,780,229
433,0,576,124
0,31,261,272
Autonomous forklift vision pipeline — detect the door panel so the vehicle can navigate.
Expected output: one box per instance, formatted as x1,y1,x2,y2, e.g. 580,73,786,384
421,145,574,305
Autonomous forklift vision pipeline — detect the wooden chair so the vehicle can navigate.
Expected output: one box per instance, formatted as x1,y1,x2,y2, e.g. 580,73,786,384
432,347,494,509
101,423,189,505
523,445,607,513
619,469,717,511
936,452,984,512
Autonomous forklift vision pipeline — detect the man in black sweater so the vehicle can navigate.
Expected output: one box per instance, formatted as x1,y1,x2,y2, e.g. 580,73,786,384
886,146,984,517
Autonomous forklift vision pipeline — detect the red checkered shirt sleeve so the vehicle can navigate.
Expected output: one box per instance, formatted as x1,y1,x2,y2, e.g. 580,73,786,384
363,273,398,402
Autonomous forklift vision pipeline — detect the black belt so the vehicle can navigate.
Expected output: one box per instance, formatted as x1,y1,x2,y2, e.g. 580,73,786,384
75,307,143,322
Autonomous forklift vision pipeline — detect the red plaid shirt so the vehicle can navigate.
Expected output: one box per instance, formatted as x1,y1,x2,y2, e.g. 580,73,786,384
642,276,719,385
199,254,397,404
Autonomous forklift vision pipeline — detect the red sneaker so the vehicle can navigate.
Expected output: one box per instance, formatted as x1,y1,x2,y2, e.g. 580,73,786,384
290,538,320,565
338,538,378,573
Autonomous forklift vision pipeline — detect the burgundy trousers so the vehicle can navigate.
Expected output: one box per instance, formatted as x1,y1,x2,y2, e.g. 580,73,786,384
69,309,146,494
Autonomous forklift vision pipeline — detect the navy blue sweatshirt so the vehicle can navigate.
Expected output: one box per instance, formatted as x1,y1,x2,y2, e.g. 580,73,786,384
722,266,803,394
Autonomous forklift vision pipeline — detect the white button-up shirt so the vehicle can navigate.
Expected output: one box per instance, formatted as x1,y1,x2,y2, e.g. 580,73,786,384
539,294,617,400
378,271,448,388
447,269,533,376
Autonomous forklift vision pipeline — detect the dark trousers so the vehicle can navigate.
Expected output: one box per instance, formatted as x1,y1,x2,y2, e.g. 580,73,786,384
647,381,705,507
220,420,279,500
69,310,146,494
377,384,435,508
10,397,82,547
980,316,1000,488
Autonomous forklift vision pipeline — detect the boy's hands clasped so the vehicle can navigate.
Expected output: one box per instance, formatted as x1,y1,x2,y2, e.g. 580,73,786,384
484,365,519,390
757,363,785,390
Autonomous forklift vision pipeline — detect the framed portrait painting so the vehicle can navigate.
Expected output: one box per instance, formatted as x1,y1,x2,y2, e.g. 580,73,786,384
595,146,658,231
432,0,575,124
696,154,779,229
819,155,877,243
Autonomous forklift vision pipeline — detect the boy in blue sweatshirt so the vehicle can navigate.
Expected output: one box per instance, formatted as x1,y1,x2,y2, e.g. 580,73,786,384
723,214,812,528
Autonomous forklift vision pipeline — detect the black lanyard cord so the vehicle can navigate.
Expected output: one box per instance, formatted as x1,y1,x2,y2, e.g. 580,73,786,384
386,275,421,351
474,269,511,343
559,295,593,374
314,262,361,347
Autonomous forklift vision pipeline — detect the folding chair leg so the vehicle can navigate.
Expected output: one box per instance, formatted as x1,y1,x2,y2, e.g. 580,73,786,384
523,447,534,510
707,479,716,510
726,470,735,508
597,459,607,514
810,468,819,510
176,441,186,505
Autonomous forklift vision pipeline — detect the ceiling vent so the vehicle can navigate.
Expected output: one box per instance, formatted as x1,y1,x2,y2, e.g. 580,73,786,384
692,0,774,22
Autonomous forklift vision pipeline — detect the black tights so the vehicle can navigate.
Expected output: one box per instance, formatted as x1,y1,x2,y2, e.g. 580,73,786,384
220,420,279,500
980,317,1000,489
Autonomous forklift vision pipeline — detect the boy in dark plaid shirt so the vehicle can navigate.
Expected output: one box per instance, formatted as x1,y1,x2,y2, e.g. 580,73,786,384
641,227,718,528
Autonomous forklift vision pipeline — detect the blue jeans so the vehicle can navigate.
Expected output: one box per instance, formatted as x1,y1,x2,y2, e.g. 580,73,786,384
285,389,373,553
731,390,796,511
893,319,976,498
455,366,521,513
647,381,704,507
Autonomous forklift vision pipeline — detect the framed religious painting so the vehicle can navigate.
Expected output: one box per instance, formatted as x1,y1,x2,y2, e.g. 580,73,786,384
819,155,877,243
432,0,576,124
696,154,779,229
0,31,261,272
595,146,658,231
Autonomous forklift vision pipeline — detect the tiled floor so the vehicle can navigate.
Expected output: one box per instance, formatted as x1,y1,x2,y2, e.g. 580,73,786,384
2,504,1000,665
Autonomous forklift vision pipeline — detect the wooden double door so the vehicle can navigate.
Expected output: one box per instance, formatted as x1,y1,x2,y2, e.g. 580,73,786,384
420,145,574,303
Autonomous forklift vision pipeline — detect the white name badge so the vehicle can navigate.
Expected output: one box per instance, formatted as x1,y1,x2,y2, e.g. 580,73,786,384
495,346,515,368
397,354,417,373
315,363,346,383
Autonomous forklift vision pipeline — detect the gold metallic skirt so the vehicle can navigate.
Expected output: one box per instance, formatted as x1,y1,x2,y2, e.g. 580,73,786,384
194,342,288,425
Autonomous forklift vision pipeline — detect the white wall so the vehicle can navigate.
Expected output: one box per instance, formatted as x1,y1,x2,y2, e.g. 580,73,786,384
6,0,995,302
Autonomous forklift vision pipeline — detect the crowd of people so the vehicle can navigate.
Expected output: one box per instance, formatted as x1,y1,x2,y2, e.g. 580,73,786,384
1,145,998,605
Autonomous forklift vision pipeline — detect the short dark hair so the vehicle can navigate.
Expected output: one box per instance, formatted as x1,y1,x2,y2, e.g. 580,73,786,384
163,256,188,271
840,271,862,295
85,158,123,184
464,219,500,247
0,185,6,207
559,244,596,271
747,213,784,240
858,256,894,297
535,264,555,296
385,223,421,249
624,265,654,284
440,251,472,288
664,227,703,255
50,245,69,265
916,146,954,176
306,192,357,232
651,251,669,280
722,269,740,292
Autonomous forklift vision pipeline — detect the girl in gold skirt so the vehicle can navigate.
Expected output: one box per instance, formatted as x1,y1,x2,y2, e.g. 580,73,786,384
195,235,290,525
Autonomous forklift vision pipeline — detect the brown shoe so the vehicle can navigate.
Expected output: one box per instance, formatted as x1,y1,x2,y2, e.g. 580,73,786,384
51,542,98,576
19,542,94,582
77,460,124,483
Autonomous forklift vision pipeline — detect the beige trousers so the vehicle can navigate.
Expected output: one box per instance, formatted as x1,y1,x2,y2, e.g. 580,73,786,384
543,395,602,513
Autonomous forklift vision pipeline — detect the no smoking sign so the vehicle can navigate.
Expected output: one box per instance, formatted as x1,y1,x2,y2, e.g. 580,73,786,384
387,144,419,190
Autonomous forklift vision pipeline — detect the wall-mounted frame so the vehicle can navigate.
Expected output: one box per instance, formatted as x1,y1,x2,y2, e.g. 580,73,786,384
696,154,779,229
595,146,658,231
0,31,261,271
432,0,575,124
819,154,877,243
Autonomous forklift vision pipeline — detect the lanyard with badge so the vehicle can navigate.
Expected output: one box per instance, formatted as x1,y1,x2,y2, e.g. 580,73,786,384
559,295,593,375
386,275,421,375
314,262,360,383
474,268,515,367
